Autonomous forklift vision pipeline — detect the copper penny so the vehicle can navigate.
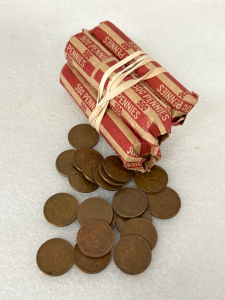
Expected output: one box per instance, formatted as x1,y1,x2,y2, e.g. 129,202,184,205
77,197,113,226
93,165,119,191
68,124,99,148
120,218,158,250
68,166,98,193
109,211,116,229
99,161,124,187
36,238,74,276
56,149,76,177
140,209,153,223
73,148,103,172
112,187,147,218
134,165,168,193
103,155,134,183
82,156,103,183
113,235,152,275
147,187,181,219
43,193,79,226
116,209,152,231
74,244,111,274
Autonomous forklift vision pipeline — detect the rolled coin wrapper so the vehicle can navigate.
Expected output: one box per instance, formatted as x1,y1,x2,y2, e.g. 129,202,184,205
90,21,199,125
60,63,161,171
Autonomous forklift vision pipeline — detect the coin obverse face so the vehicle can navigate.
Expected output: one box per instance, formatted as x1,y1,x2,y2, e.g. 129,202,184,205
68,124,99,149
56,149,76,177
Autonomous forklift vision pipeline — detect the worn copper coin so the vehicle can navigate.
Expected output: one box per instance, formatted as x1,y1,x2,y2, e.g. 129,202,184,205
82,156,103,183
68,124,99,149
134,165,168,193
77,197,113,226
109,211,116,229
113,235,152,275
73,148,103,172
140,209,153,223
74,244,111,274
103,155,134,183
56,149,76,177
36,238,74,276
77,220,114,257
43,193,79,226
68,166,98,193
116,209,152,232
147,187,181,219
112,187,147,218
99,161,124,187
120,218,158,250
93,165,119,191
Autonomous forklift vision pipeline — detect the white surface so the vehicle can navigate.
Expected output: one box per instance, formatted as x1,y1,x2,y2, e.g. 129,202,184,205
0,1,225,299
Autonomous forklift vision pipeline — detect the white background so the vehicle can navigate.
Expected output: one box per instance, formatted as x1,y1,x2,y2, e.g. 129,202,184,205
0,1,225,299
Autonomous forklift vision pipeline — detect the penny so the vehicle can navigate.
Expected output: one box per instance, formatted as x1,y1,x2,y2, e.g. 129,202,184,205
99,161,124,187
36,238,74,276
82,156,103,183
77,197,113,226
112,187,147,218
68,166,98,193
77,220,115,257
140,209,153,223
73,148,103,172
109,211,116,229
93,165,119,191
147,187,181,219
68,124,99,149
74,244,111,274
113,235,152,275
134,165,168,193
120,218,158,250
43,193,79,226
103,155,134,183
116,209,152,232
56,149,76,177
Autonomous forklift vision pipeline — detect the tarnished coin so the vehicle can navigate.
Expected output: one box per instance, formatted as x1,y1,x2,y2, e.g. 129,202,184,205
113,235,152,275
99,161,124,187
56,149,76,177
82,156,103,183
147,187,181,219
36,238,74,276
77,220,115,257
116,209,152,232
109,211,116,229
140,209,153,223
103,155,134,183
68,124,99,149
74,244,111,274
43,193,79,226
73,148,103,172
112,187,147,218
93,165,119,191
120,218,158,250
68,167,98,193
134,165,168,193
77,197,113,226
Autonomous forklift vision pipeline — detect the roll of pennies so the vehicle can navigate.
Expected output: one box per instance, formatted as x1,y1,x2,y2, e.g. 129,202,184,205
56,149,76,177
82,156,104,183
68,166,98,193
73,148,103,172
68,124,99,149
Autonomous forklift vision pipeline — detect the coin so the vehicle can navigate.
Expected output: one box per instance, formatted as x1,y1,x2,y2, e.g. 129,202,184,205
147,187,181,219
99,161,124,187
68,124,99,149
73,148,103,172
103,155,134,183
113,235,152,275
77,197,113,226
56,149,76,177
109,211,116,229
43,193,79,227
82,156,103,183
36,238,74,276
74,244,111,274
68,166,98,193
140,209,153,223
77,220,115,257
120,218,158,250
93,165,119,191
134,165,168,193
112,187,147,218
115,214,127,231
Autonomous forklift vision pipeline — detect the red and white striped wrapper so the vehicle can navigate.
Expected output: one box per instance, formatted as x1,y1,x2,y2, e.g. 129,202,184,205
60,63,161,172
64,30,172,147
90,21,199,125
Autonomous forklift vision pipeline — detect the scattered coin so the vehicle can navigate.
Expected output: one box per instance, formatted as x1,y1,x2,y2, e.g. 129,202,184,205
73,148,103,172
68,124,99,149
93,165,119,191
56,149,76,177
134,165,168,193
109,211,116,229
115,214,127,231
147,187,181,219
74,244,111,274
112,187,147,218
113,235,152,275
120,218,158,250
68,166,98,193
99,161,124,187
77,220,115,257
43,193,79,227
140,209,153,223
77,197,113,226
36,238,74,276
82,156,103,183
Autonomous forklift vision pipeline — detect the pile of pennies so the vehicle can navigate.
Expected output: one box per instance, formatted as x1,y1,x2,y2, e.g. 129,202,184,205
36,124,181,276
